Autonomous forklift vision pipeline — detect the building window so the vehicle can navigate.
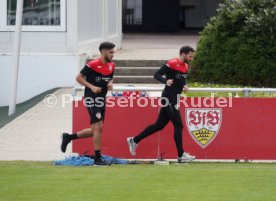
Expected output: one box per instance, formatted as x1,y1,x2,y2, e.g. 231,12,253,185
0,0,66,31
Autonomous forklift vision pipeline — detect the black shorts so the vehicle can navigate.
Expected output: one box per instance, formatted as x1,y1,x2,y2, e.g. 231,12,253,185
84,97,106,124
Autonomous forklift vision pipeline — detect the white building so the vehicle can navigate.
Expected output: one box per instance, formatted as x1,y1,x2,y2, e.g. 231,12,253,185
0,0,122,106
0,0,221,107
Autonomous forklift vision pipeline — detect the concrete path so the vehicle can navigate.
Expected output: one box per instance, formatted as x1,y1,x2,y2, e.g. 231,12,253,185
115,33,199,60
0,88,72,161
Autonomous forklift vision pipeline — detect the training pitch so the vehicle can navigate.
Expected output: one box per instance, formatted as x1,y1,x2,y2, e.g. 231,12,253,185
0,161,275,201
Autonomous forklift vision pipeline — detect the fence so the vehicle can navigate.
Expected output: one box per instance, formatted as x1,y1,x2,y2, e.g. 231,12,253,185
72,86,276,161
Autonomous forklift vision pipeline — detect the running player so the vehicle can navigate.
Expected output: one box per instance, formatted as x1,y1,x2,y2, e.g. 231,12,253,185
61,42,115,166
127,46,196,163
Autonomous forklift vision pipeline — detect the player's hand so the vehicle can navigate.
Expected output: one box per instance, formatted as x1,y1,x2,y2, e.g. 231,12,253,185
166,79,174,86
183,85,189,92
90,85,102,94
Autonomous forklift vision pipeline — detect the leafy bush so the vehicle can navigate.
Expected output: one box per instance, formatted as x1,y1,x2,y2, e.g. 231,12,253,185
190,0,276,87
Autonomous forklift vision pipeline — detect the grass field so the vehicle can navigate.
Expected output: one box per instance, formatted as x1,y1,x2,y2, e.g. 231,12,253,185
0,161,276,201
185,82,276,97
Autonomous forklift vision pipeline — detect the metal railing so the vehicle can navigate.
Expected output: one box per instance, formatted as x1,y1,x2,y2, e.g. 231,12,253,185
72,85,276,97
116,67,159,69
114,67,158,79
114,75,153,79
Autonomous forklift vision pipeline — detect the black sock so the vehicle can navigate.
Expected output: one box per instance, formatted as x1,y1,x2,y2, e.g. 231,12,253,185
133,137,138,144
68,133,78,141
95,150,101,159
178,151,184,158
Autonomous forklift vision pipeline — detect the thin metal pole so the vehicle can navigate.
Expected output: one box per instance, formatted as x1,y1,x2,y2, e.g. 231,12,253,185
9,0,24,116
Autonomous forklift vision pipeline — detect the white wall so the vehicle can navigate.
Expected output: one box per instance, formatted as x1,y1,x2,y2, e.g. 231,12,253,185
78,0,104,42
0,54,80,106
77,0,122,56
107,0,118,35
0,32,69,53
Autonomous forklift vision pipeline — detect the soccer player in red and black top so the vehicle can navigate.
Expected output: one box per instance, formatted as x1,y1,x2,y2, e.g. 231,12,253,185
127,46,196,163
61,42,115,166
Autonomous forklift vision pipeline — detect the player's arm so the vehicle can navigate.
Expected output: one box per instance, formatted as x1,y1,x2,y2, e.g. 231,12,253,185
107,79,113,91
183,74,188,92
76,65,102,94
154,64,173,86
107,71,114,91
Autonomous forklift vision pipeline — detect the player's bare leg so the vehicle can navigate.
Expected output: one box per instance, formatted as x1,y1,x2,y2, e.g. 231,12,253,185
76,127,94,138
93,120,103,150
61,126,94,153
92,120,110,165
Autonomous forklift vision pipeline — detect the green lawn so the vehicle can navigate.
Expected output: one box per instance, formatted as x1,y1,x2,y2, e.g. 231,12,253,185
0,161,276,201
185,82,276,97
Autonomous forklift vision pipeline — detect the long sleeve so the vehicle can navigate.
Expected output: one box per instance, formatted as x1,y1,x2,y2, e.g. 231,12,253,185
154,64,171,84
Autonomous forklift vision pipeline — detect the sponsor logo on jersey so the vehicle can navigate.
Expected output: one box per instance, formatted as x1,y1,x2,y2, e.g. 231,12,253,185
95,77,102,82
102,77,110,82
176,73,182,79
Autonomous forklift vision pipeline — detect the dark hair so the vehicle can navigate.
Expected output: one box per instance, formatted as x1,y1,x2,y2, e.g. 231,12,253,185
180,46,195,54
99,41,115,52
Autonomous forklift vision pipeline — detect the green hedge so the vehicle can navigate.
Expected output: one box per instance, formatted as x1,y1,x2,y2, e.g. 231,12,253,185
190,0,276,87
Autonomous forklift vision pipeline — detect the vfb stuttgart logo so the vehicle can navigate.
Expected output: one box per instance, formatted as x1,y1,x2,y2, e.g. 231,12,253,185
185,108,222,148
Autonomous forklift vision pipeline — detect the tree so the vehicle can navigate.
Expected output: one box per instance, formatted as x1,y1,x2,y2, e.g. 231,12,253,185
190,0,276,87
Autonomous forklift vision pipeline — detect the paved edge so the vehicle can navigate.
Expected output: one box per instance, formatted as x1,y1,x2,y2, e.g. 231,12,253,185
0,88,59,128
